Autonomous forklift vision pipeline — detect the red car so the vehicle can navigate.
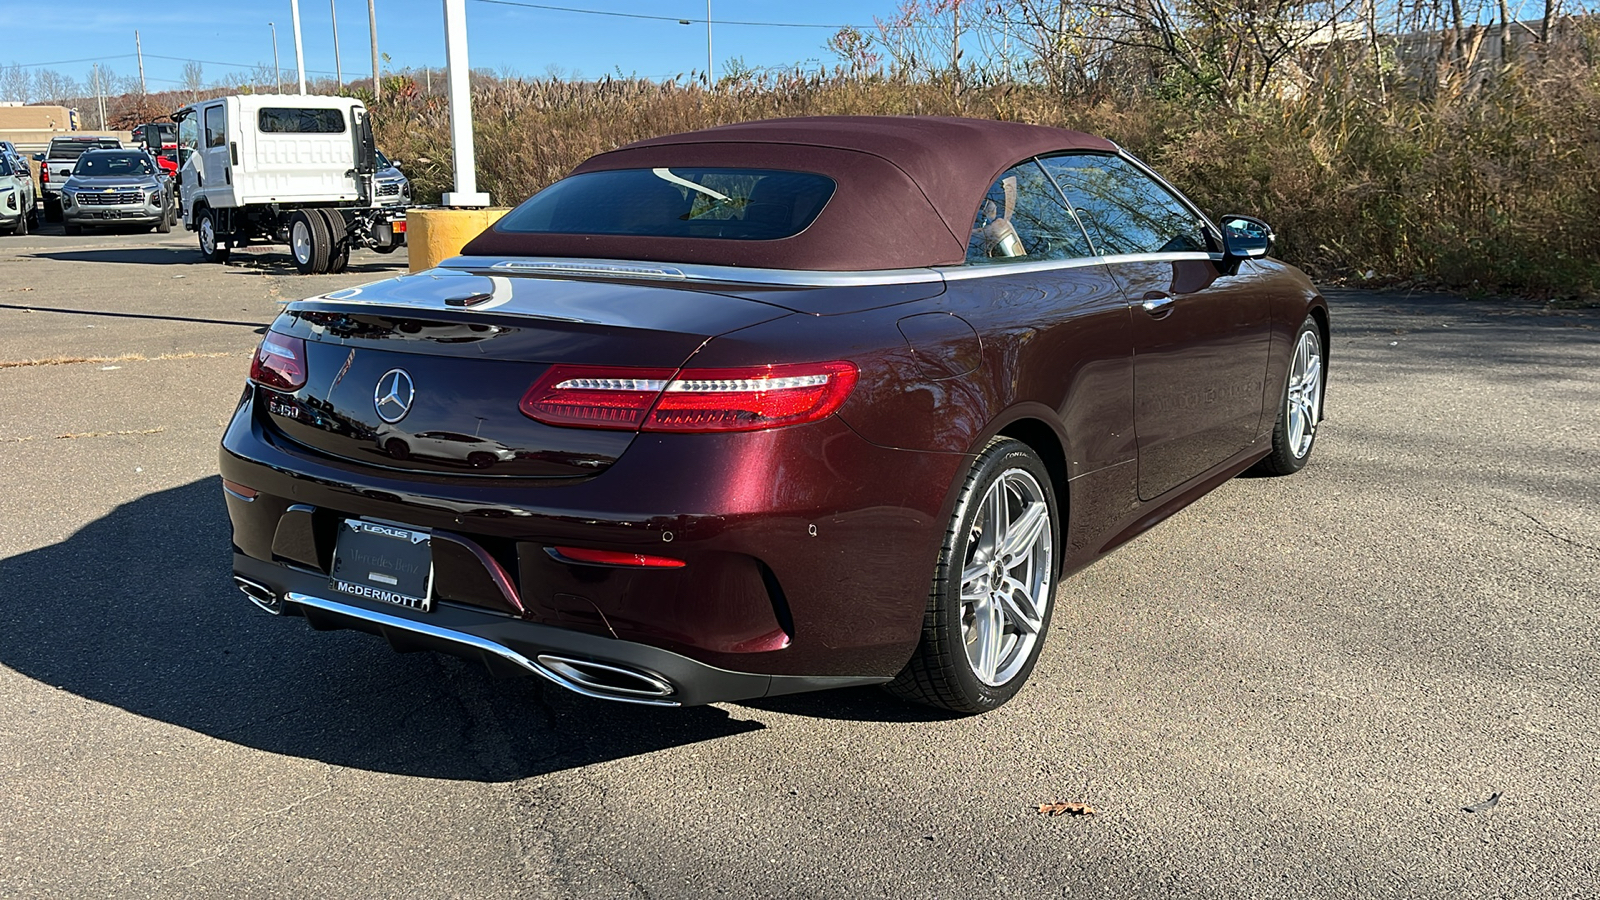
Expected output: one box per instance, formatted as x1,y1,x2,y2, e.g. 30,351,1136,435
221,117,1327,713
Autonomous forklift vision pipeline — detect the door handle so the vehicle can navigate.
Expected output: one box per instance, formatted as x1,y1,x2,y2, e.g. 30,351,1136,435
1141,293,1175,317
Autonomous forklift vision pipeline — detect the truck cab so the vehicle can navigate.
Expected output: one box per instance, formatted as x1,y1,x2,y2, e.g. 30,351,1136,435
174,94,403,273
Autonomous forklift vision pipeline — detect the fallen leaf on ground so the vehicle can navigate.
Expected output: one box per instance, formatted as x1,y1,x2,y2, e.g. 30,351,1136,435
1463,792,1502,813
1036,802,1096,817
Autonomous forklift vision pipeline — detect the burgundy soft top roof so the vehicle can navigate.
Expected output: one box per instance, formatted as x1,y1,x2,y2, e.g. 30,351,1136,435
460,116,1119,271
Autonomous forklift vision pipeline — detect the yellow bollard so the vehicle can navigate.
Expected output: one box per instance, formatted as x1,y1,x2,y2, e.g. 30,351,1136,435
406,207,509,273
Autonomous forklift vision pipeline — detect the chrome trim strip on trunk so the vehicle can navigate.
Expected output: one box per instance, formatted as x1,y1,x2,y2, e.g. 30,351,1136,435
282,592,683,707
436,253,1220,289
438,255,946,287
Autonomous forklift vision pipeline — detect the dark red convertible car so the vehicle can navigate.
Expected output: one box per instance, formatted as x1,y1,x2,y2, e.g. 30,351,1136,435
222,116,1327,713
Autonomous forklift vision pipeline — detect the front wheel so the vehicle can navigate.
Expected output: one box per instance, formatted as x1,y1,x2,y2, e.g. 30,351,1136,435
1254,317,1325,475
197,208,229,263
886,438,1059,714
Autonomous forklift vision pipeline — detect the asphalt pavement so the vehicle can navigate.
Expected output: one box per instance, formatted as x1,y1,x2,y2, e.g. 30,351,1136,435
1,222,1597,898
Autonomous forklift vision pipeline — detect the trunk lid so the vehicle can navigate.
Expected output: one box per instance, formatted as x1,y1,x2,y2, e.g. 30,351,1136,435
260,269,791,478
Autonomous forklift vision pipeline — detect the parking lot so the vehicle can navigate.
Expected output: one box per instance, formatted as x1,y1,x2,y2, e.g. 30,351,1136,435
1,222,1597,898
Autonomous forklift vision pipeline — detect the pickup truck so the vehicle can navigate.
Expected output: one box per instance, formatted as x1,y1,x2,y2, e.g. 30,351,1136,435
38,135,123,222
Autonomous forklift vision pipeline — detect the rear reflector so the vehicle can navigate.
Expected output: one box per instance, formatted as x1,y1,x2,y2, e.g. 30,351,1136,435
249,331,307,391
520,361,857,434
220,478,258,500
549,546,686,568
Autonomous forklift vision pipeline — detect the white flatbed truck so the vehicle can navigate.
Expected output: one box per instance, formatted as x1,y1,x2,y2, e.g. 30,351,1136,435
173,94,406,274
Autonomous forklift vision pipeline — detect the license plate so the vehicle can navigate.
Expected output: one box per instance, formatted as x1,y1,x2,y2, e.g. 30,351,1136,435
329,519,433,611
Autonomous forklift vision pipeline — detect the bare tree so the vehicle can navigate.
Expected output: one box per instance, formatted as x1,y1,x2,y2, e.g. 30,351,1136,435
32,69,77,102
0,63,31,102
181,60,206,99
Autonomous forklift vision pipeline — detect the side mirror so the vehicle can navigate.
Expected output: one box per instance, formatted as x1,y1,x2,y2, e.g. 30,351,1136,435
1221,214,1274,261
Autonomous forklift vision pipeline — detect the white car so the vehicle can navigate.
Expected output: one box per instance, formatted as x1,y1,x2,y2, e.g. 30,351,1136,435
0,151,37,236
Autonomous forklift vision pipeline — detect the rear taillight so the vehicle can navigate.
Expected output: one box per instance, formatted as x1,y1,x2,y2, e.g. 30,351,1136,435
519,366,677,430
40,166,48,184
249,331,307,391
520,361,857,434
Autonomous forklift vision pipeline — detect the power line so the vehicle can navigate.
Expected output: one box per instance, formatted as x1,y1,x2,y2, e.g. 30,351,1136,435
4,53,137,70
142,53,340,77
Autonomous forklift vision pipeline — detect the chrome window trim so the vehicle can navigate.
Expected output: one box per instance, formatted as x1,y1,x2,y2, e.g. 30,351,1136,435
429,252,1223,289
439,255,945,287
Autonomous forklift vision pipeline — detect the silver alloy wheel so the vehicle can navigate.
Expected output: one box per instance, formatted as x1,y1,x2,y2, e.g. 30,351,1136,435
1285,328,1324,459
199,214,217,255
959,468,1053,687
291,218,313,265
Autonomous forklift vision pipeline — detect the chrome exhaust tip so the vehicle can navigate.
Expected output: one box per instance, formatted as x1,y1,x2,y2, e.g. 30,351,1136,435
536,654,676,701
235,575,283,615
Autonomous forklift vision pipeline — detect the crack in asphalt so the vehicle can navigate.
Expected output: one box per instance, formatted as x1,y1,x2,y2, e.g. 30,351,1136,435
1516,508,1600,555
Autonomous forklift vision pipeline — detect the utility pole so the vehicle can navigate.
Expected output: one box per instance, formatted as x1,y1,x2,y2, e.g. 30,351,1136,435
706,0,714,87
368,0,380,101
270,22,283,92
135,30,146,94
93,63,106,130
441,0,488,206
292,0,308,93
330,0,343,87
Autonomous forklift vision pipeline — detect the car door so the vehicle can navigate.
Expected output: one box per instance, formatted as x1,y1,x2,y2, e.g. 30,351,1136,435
1039,153,1271,501
941,159,1138,533
197,100,232,206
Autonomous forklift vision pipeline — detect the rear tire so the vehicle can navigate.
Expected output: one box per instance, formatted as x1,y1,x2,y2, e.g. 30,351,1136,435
289,210,330,274
197,207,230,263
318,208,350,273
1254,317,1325,475
886,438,1059,714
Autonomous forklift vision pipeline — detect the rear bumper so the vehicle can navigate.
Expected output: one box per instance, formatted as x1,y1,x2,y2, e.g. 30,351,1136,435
233,552,889,707
219,383,964,690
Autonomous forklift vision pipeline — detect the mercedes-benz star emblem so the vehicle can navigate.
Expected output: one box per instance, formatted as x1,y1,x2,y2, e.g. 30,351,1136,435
373,368,415,423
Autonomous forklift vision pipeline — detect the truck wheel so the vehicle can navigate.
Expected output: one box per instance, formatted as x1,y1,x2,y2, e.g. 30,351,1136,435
197,208,230,263
318,209,351,273
44,197,62,223
289,210,331,275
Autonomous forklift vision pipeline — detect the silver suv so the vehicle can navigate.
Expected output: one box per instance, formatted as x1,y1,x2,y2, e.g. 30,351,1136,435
60,149,175,235
0,150,36,236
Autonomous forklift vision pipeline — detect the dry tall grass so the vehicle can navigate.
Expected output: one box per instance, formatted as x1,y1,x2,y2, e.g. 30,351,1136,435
366,50,1600,298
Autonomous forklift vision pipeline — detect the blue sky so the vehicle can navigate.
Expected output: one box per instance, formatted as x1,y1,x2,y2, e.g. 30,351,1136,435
13,1,909,93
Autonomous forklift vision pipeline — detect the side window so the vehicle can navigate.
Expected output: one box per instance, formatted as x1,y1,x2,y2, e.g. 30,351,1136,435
203,105,225,149
967,160,1093,264
1038,154,1213,256
177,116,198,166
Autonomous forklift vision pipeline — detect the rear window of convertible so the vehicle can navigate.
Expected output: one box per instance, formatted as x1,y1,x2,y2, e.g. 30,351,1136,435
495,168,836,241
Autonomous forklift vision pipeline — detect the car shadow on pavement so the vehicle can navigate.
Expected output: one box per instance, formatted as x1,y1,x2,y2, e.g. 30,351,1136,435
30,248,202,266
0,479,763,782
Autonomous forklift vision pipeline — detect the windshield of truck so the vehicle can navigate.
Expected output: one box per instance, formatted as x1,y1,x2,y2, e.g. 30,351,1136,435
495,168,837,241
74,152,156,177
258,108,346,133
